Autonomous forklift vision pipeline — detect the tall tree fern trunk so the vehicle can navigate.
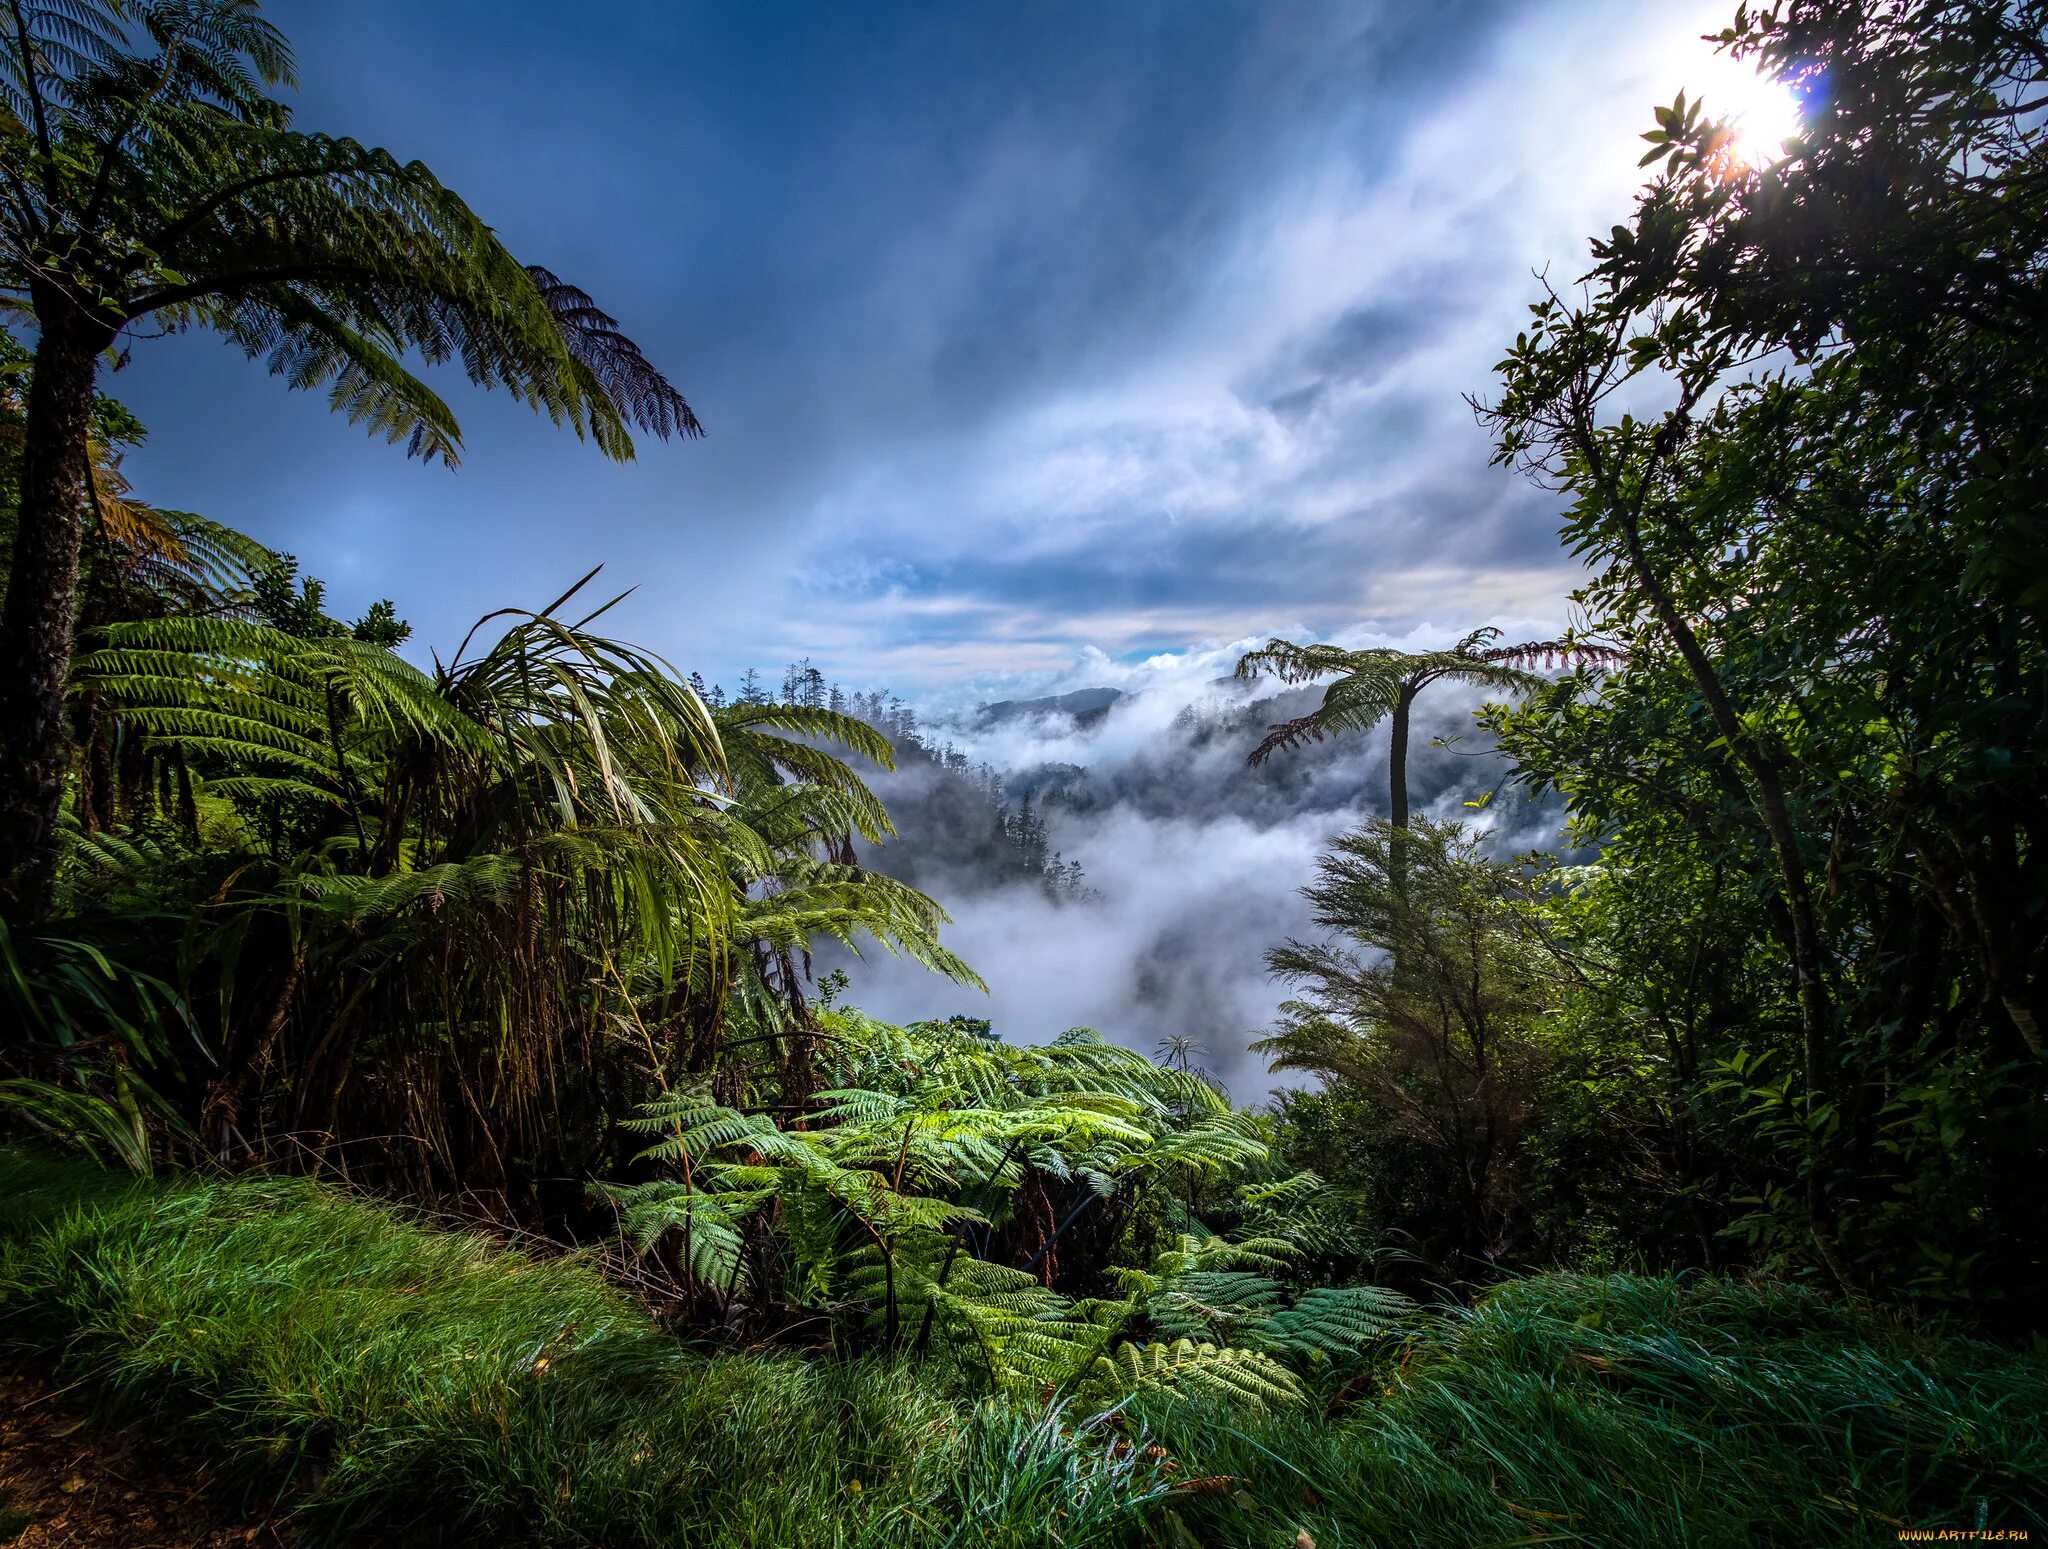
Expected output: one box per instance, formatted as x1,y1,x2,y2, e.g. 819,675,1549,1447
0,299,111,912
1387,683,1418,976
1387,682,1417,898
1387,686,1413,834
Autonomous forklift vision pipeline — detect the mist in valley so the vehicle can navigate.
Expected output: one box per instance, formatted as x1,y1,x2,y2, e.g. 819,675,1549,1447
830,628,1570,1099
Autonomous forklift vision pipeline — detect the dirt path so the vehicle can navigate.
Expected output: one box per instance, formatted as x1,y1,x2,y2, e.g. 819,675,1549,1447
0,1369,295,1547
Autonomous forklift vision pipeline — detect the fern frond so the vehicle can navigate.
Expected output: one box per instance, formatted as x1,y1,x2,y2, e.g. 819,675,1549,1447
587,1179,770,1292
1082,1339,1303,1412
1249,1284,1416,1362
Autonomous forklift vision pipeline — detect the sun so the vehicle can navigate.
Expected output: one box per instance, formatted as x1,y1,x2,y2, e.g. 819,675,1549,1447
1684,49,1811,171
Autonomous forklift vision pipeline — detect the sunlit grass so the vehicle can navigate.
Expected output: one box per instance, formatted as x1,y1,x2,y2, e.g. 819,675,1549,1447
0,1150,1165,1547
1141,1273,2048,1546
3,1149,2041,1548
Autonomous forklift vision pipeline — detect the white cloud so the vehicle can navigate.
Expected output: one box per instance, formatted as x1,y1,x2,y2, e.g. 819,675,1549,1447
767,2,1752,691
849,621,1574,1094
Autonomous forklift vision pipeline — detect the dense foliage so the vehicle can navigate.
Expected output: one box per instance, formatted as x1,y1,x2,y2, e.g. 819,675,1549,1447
599,1010,1412,1396
1241,0,2048,1325
10,537,978,1204
0,0,2043,1540
0,0,696,905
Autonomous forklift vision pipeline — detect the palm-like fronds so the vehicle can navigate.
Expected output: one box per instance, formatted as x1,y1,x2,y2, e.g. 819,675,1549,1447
53,525,994,1160
0,0,701,896
56,528,989,1183
1251,1284,1416,1360
737,864,982,989
1235,629,1622,840
1117,1111,1270,1180
527,265,703,442
3,59,696,462
600,1014,1413,1406
0,915,192,1174
588,1178,773,1292
1237,628,1580,766
1081,1339,1303,1412
75,599,735,921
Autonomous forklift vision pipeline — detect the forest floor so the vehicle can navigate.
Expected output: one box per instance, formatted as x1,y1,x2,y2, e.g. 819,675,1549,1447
3,1150,2042,1548
0,1368,295,1548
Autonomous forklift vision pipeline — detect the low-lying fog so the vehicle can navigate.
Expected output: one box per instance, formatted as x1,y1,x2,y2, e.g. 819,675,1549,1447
836,626,1569,1100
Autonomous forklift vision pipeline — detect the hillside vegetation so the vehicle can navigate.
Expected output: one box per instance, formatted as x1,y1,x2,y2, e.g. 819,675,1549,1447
1,0,2045,1543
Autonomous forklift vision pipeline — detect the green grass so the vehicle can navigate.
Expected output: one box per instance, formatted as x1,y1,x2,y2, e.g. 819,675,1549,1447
1144,1273,2048,1547
0,1149,1164,1547
2,1148,2042,1548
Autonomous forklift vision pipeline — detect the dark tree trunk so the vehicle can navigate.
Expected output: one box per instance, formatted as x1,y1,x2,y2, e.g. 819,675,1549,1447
200,934,308,1161
0,298,114,911
1387,682,1419,960
1388,684,1415,832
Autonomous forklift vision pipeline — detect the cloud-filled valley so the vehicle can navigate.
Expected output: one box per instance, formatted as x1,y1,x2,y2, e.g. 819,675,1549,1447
835,629,1568,1097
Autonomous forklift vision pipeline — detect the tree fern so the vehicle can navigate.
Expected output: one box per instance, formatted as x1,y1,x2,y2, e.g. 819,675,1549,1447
1235,627,1620,832
588,1011,1419,1403
587,1177,772,1294
0,0,700,893
1248,1284,1416,1361
736,862,984,992
1142,1270,1291,1345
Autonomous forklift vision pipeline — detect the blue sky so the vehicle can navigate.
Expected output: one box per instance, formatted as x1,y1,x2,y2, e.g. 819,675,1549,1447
110,0,1760,700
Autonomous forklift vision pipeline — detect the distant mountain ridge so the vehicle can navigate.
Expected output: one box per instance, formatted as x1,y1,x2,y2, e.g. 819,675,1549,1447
975,687,1126,727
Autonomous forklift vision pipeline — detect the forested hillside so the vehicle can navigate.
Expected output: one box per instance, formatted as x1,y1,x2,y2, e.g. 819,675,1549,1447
0,1,2043,1544
703,660,1100,901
